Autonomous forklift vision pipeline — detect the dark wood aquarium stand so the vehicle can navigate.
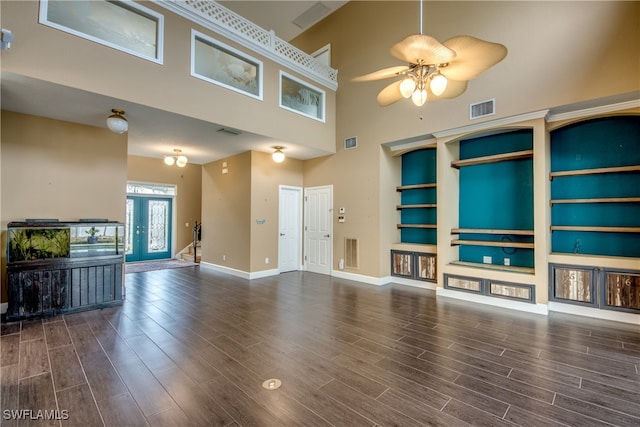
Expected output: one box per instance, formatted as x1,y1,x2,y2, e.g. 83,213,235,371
6,220,125,321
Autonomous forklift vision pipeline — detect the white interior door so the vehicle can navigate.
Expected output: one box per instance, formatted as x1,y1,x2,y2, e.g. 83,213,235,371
304,185,333,275
278,186,302,272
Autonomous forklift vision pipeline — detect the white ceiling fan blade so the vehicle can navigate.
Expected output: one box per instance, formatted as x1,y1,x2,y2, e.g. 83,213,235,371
428,78,468,100
441,35,508,81
352,65,410,82
390,34,456,65
377,80,404,106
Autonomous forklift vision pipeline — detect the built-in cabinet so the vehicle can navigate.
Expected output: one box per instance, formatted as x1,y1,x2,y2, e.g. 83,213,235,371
391,250,436,282
549,264,640,313
444,273,535,303
6,220,125,320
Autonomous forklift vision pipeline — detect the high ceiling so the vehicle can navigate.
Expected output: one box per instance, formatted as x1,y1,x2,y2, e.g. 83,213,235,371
1,1,347,165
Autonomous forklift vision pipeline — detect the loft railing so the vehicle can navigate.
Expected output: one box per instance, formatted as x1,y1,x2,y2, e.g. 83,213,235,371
154,0,339,90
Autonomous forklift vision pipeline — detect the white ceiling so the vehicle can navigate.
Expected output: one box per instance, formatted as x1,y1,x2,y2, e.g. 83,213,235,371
0,1,347,165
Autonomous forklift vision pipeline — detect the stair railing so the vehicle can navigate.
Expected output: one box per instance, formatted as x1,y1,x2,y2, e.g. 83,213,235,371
192,221,201,262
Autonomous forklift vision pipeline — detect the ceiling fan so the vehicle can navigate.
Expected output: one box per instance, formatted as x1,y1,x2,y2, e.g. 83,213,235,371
353,0,507,107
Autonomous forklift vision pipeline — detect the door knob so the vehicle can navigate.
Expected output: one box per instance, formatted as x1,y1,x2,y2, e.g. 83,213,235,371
324,234,330,238
280,233,285,236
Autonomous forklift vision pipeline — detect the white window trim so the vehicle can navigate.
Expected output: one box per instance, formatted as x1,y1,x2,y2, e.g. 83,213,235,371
39,0,164,64
190,29,264,101
279,71,326,123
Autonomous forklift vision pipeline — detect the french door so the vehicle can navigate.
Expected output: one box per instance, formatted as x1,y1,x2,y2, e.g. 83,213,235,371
126,196,172,262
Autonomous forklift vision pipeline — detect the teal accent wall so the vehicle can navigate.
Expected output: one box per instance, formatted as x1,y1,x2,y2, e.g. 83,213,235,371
400,148,436,244
551,116,640,257
458,129,534,267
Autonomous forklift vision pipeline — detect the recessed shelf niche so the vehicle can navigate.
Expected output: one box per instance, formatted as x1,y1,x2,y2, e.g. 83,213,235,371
453,129,534,271
550,115,640,258
397,148,437,244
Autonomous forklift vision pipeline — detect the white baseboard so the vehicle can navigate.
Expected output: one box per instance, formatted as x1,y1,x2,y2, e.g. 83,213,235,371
0,302,7,315
383,276,437,291
199,262,279,280
331,270,386,286
548,302,640,325
436,287,549,316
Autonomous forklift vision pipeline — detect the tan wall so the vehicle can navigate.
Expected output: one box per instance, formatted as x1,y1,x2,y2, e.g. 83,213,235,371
201,151,252,271
127,155,202,252
1,110,127,302
201,150,303,273
0,0,336,155
250,151,304,272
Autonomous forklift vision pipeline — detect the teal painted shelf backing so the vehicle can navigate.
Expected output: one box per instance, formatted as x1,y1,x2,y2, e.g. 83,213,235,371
458,129,534,268
551,116,640,258
400,148,437,244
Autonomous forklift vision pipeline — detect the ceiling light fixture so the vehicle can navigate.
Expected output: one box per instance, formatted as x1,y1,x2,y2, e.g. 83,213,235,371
106,108,129,133
353,0,507,107
164,149,188,167
272,146,285,163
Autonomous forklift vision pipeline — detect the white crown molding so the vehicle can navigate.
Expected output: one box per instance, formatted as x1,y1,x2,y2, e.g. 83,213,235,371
433,110,550,139
546,99,640,122
153,0,338,91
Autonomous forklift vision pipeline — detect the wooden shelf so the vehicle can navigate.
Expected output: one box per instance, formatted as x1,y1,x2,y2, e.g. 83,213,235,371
396,183,437,191
451,150,533,169
451,228,534,236
449,260,535,274
550,197,640,206
397,204,437,210
551,226,640,233
397,224,437,229
549,165,640,180
451,239,535,249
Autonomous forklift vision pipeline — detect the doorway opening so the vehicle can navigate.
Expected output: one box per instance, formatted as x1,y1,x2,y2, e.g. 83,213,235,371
126,182,176,262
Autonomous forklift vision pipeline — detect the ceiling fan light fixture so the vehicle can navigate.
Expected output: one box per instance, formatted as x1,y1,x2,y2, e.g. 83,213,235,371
411,88,428,106
399,78,416,98
429,73,448,96
164,156,175,166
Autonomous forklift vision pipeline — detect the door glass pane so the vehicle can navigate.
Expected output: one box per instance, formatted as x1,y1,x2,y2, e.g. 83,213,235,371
125,198,135,255
148,200,169,253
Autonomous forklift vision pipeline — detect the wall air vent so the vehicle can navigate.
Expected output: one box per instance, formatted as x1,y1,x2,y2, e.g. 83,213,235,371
217,127,242,136
344,136,358,150
470,98,496,120
345,238,359,269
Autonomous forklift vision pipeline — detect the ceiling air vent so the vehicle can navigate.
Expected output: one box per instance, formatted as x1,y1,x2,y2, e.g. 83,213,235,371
469,98,496,120
292,2,330,29
217,127,241,136
344,136,357,150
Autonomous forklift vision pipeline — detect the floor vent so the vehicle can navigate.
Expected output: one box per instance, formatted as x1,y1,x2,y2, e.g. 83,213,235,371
345,238,359,269
470,98,496,120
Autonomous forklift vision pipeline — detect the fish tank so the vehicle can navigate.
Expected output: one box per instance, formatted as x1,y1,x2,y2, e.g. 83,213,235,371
7,220,125,263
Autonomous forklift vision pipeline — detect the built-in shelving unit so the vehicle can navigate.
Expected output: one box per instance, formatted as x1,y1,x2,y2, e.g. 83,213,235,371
397,148,437,245
550,115,639,258
452,129,535,271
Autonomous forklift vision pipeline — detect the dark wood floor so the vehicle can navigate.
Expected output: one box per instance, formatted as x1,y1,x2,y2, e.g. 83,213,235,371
1,267,639,426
